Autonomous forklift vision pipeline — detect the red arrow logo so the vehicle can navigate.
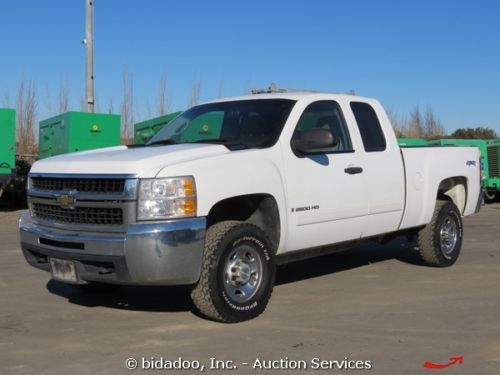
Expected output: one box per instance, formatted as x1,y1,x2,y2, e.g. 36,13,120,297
424,356,463,369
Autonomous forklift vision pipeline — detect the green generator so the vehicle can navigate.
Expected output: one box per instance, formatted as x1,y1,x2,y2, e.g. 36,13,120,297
0,108,31,199
0,108,15,176
39,112,121,159
0,108,16,197
134,112,182,144
397,138,430,147
430,138,500,202
485,141,500,200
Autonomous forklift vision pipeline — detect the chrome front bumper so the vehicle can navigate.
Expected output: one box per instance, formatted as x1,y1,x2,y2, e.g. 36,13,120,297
19,211,206,285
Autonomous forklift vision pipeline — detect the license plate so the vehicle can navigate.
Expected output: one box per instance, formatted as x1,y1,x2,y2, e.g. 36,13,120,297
49,258,78,283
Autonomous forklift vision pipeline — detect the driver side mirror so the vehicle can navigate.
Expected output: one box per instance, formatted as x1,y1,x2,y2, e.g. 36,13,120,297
292,128,337,155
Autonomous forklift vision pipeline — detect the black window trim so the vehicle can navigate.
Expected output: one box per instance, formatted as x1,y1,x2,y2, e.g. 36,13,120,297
301,149,356,156
350,101,387,152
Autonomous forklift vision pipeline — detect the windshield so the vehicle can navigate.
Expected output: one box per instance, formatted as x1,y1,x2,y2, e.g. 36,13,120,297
147,99,296,149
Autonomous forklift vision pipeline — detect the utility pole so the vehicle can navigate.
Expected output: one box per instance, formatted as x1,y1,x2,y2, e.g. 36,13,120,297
84,0,95,112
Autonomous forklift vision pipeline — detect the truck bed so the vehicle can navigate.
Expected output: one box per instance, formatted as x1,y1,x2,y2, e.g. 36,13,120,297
399,146,481,230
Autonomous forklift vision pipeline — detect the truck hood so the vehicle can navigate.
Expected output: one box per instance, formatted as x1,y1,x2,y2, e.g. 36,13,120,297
30,144,230,178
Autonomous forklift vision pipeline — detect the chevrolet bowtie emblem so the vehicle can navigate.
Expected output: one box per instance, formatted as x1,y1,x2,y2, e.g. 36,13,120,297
56,194,76,209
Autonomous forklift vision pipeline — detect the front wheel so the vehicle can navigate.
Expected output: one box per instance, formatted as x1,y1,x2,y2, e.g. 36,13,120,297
417,200,463,267
190,221,275,323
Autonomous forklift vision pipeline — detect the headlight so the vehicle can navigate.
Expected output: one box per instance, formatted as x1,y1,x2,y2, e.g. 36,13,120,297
138,176,196,220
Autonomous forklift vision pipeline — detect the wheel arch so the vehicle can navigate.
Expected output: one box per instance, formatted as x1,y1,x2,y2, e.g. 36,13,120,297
206,194,281,253
436,176,467,214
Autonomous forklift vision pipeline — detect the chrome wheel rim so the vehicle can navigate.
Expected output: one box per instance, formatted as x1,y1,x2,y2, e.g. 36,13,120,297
223,245,263,303
440,214,458,258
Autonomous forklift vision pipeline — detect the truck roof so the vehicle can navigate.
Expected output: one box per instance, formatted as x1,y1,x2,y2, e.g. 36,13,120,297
202,91,375,105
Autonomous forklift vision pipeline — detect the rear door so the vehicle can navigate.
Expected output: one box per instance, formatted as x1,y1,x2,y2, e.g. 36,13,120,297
282,100,368,251
345,100,405,237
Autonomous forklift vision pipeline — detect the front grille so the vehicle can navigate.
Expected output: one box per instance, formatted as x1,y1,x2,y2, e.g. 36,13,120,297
487,145,499,178
31,178,125,193
32,203,123,225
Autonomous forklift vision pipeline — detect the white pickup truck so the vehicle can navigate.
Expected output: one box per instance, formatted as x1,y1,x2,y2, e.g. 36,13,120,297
19,92,482,322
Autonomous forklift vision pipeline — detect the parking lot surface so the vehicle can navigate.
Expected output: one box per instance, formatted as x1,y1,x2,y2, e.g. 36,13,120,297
1,201,499,374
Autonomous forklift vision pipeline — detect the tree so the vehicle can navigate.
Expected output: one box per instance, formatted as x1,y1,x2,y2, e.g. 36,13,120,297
120,68,134,144
188,78,201,107
406,106,424,138
107,97,114,114
157,69,169,116
44,84,54,116
450,127,497,139
423,106,445,139
58,79,69,113
386,107,406,138
43,79,69,116
399,105,445,139
16,77,37,155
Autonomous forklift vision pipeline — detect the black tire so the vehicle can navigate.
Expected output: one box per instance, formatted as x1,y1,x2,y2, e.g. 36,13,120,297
417,200,463,267
190,221,275,323
484,190,496,203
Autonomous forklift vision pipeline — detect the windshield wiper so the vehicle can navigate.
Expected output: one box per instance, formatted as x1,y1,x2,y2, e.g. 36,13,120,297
192,138,229,144
147,138,250,151
192,138,250,150
147,139,178,146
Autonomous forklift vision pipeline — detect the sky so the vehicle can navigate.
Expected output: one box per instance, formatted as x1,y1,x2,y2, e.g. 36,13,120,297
0,0,499,135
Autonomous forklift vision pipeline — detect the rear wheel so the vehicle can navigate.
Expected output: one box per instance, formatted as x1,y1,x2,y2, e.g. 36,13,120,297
417,200,463,267
190,221,275,323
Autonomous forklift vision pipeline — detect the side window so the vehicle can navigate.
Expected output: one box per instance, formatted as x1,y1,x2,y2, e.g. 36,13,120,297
350,102,386,152
292,101,353,153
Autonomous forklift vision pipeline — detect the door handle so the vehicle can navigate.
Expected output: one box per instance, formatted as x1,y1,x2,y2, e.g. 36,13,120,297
344,166,363,175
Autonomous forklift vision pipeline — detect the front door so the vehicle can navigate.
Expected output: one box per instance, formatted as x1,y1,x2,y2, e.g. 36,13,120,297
282,100,368,251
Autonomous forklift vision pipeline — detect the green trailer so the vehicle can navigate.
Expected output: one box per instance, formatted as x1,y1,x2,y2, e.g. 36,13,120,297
397,138,430,147
430,139,500,202
134,112,182,144
39,112,121,159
